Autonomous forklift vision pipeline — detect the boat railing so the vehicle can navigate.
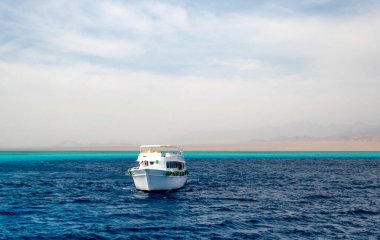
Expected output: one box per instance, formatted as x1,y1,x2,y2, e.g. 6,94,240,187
139,151,183,157
164,152,183,157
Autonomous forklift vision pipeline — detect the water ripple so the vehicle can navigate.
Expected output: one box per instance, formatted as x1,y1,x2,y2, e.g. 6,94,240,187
0,155,379,239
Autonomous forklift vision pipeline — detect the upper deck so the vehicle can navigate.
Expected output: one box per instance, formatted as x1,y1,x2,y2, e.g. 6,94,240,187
139,145,183,156
137,145,184,165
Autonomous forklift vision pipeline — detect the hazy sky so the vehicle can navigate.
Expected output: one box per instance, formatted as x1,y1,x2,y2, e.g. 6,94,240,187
1,0,380,147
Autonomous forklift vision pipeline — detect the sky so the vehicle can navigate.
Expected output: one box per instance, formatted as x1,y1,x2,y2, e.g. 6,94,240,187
1,0,380,148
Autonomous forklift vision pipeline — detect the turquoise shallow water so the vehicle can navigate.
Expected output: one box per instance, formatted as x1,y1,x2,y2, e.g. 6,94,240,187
0,151,380,239
1,151,380,162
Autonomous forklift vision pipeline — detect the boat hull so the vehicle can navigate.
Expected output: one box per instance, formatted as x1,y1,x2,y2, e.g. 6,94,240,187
131,169,187,191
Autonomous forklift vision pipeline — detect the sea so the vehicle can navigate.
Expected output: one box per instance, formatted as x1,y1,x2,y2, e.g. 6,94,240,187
0,151,379,239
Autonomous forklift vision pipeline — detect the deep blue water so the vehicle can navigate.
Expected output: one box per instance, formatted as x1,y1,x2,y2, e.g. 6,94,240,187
0,151,380,239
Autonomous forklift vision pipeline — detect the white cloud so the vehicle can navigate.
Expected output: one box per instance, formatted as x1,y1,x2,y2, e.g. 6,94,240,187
0,61,303,146
211,58,262,71
97,1,188,35
57,33,140,57
1,1,380,147
0,1,189,61
100,2,152,33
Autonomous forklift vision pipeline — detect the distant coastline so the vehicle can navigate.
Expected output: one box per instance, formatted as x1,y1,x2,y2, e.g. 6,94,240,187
182,140,380,151
2,140,380,151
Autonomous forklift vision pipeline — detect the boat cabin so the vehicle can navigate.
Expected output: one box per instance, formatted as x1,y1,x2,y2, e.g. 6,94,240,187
137,145,185,170
139,145,183,157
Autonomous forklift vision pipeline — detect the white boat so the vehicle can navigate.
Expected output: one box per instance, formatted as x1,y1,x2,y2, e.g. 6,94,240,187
128,145,189,191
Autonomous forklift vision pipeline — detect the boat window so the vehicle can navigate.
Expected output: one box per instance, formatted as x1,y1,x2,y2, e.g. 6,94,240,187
150,161,154,165
166,161,177,168
166,161,184,169
140,161,148,167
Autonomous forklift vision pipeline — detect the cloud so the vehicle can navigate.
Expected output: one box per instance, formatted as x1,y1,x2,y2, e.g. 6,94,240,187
0,1,188,62
57,33,140,58
211,58,262,71
1,0,380,147
0,61,306,146
99,1,188,34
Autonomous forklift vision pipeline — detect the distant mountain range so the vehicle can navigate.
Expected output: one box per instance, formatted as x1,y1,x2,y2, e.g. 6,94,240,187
248,122,380,142
49,140,135,149
167,122,380,144
21,122,380,150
